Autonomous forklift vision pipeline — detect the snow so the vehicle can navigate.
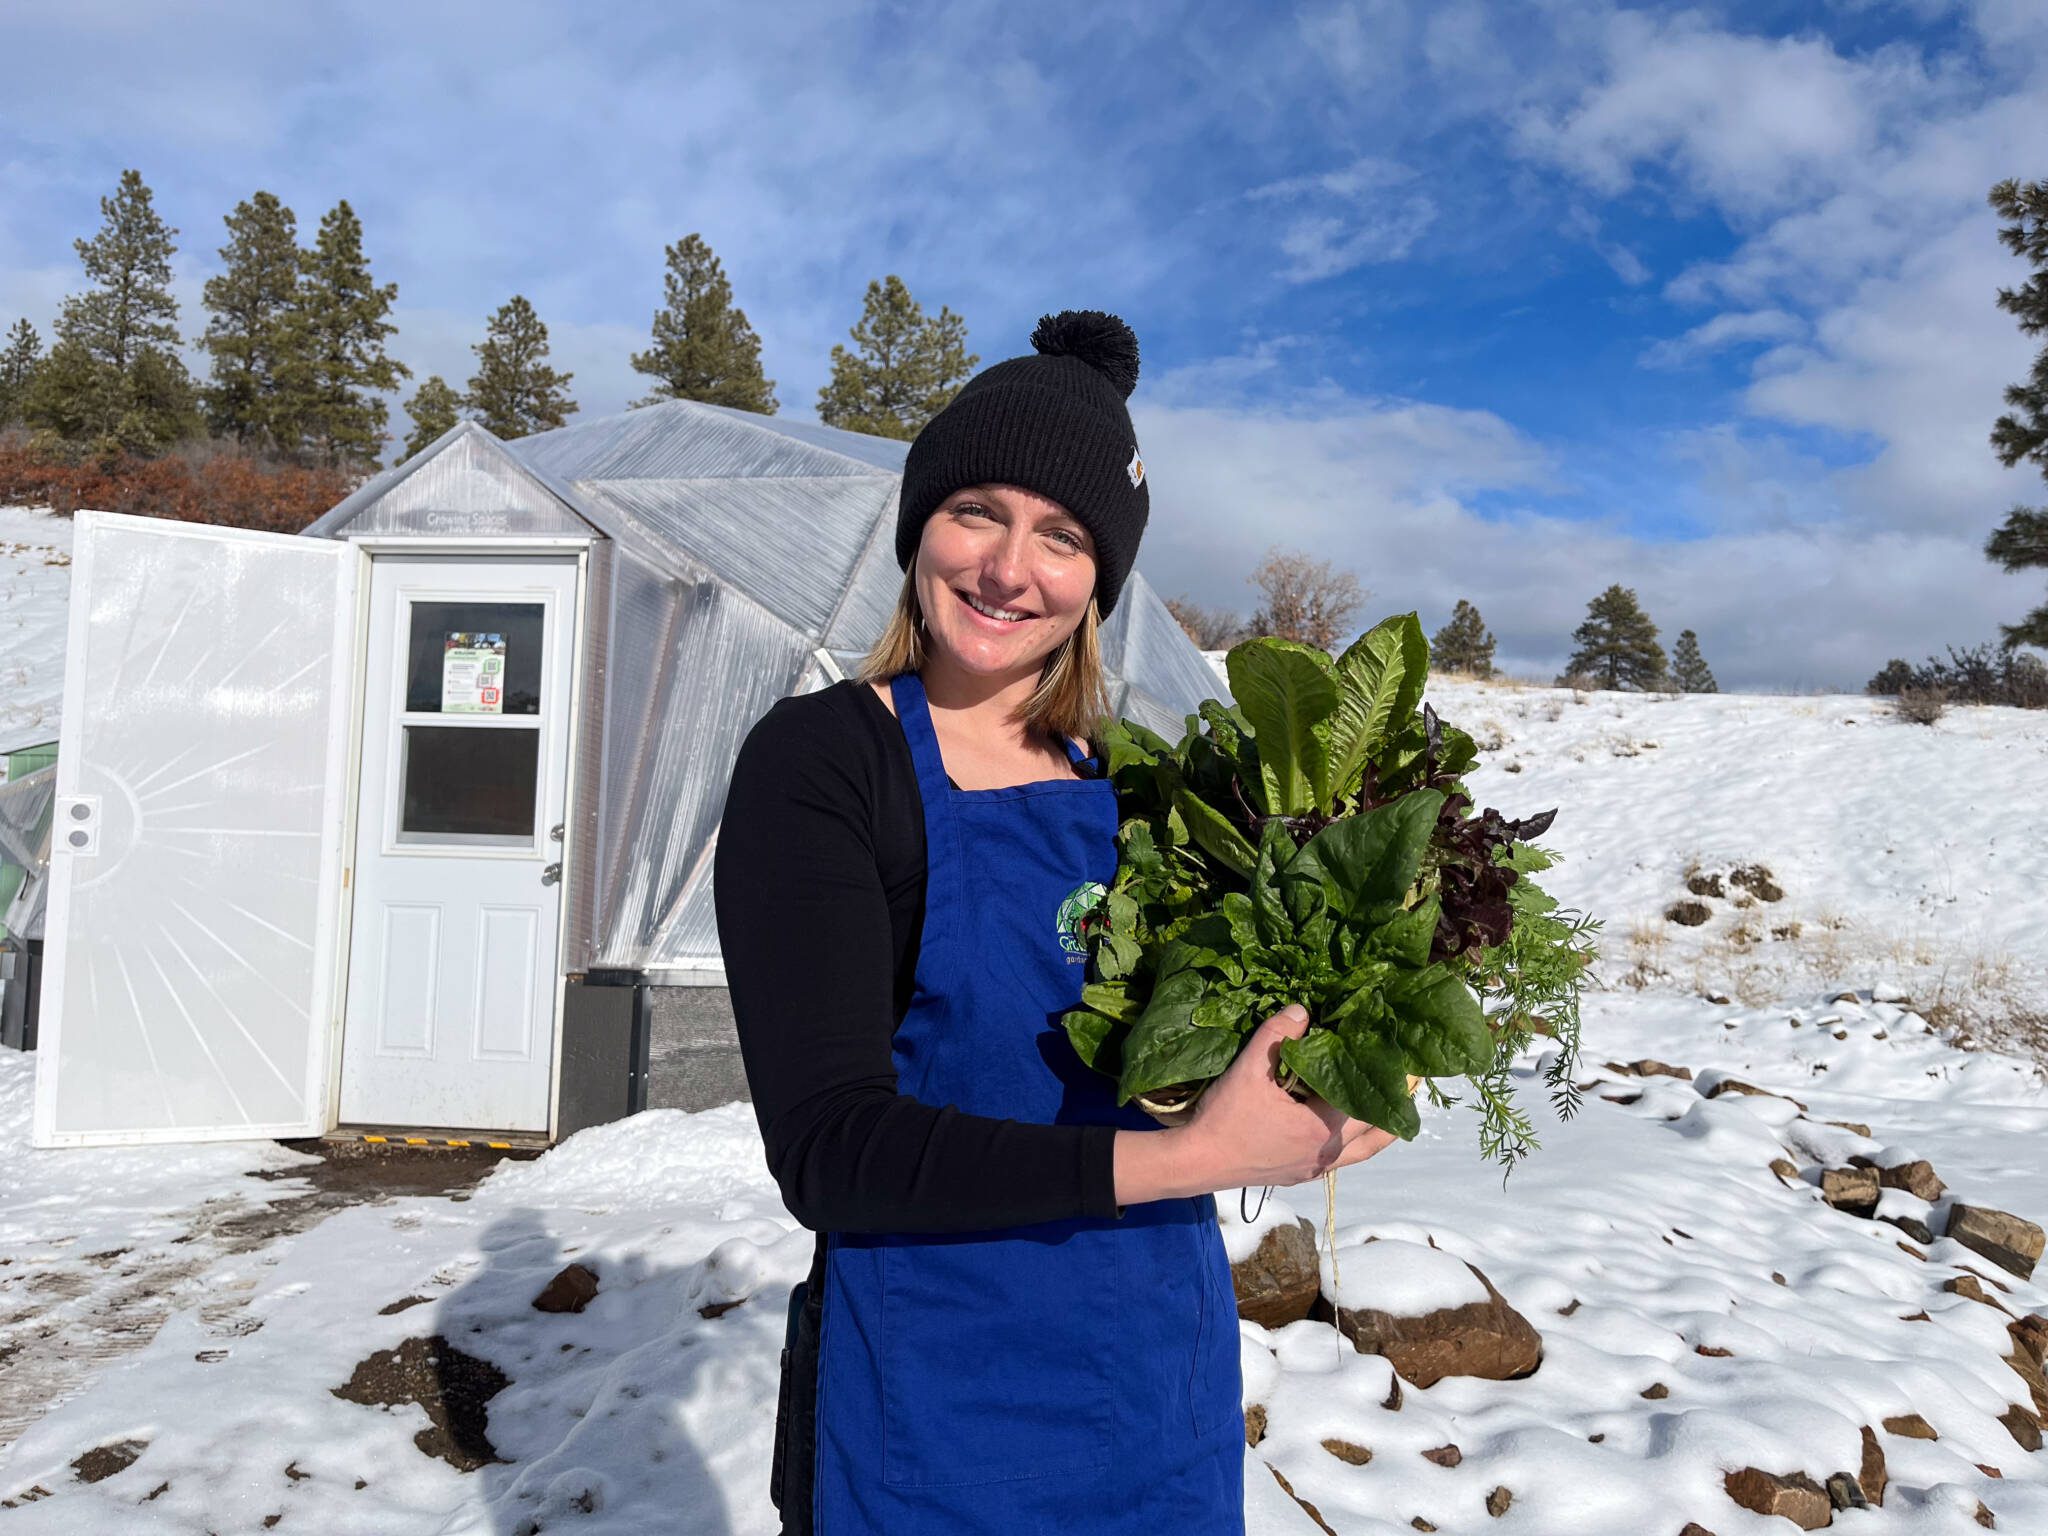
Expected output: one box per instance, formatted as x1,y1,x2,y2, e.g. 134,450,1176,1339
0,506,72,757
0,604,2042,1532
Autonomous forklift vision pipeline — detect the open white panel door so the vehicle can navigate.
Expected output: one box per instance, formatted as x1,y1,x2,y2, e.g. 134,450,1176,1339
33,511,359,1146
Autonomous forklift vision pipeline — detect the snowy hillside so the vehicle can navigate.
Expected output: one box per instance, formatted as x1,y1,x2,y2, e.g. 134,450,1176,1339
0,506,71,756
0,581,2041,1532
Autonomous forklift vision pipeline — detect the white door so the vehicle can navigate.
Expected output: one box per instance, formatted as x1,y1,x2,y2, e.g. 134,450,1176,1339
34,512,357,1147
339,554,580,1132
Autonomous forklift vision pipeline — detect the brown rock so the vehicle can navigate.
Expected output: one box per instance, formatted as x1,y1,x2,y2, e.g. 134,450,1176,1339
1962,1263,2015,1295
1320,1259,1542,1388
1997,1403,2041,1452
1322,1437,1371,1464
533,1263,599,1314
1824,1471,1868,1511
1859,1425,1887,1507
1879,1159,1945,1202
1604,1059,1695,1080
1695,1344,1733,1357
1898,1241,1928,1261
1729,864,1784,901
1882,1413,1936,1439
1975,1498,1995,1527
1946,1206,2044,1282
1707,1078,1809,1112
1642,1382,1670,1399
1267,1465,1337,1536
1232,1218,1323,1329
1557,1297,1582,1316
2005,1317,2048,1419
1944,1275,2014,1314
1825,1120,1872,1137
1244,1403,1267,1447
1901,1310,1932,1322
1976,1463,2003,1478
1486,1485,1512,1517
698,1298,744,1319
1589,1432,1605,1442
1383,1372,1404,1411
1603,1091,1643,1105
1821,1166,1881,1218
1679,1526,1718,1536
1772,1272,1788,1285
1412,1520,1436,1533
1880,1214,1935,1244
1770,1158,1800,1183
1723,1466,1831,1529
1421,1443,1461,1467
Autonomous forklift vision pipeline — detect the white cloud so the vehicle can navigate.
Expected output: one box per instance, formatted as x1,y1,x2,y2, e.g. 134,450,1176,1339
1640,308,1805,369
1246,157,1437,281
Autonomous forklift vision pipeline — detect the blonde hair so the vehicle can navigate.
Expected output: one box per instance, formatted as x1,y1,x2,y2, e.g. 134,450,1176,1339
854,567,1112,752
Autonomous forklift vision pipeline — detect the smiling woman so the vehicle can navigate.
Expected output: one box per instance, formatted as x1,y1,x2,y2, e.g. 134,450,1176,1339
715,311,1382,1535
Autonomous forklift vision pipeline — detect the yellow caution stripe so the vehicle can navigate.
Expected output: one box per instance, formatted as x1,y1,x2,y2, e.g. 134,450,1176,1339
346,1132,517,1150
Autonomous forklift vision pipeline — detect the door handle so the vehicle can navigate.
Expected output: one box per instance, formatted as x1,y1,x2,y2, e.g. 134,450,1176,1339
541,862,562,886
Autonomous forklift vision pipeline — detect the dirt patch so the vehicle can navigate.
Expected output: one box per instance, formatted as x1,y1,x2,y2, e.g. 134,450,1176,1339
1665,900,1713,927
70,1437,147,1483
333,1334,509,1471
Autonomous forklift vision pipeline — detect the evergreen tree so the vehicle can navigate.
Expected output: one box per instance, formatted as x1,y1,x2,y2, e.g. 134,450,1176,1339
1671,628,1719,692
816,275,976,440
1984,177,2048,650
1559,584,1668,690
465,296,576,440
294,200,409,466
0,319,42,426
402,374,463,459
1431,598,1496,676
200,190,308,449
44,168,200,451
630,234,777,413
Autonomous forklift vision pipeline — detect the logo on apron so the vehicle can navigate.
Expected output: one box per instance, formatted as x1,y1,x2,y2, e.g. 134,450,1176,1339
1055,880,1108,959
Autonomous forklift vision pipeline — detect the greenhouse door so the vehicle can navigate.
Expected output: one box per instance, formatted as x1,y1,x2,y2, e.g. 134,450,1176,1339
33,512,358,1147
338,555,578,1133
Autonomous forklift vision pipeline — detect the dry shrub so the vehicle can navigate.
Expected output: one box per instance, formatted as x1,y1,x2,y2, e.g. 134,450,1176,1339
1893,685,1948,726
0,443,353,533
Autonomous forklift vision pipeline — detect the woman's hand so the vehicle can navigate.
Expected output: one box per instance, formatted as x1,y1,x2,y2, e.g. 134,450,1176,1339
1174,1004,1400,1191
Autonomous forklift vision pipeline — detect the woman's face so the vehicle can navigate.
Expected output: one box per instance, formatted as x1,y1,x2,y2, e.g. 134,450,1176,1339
915,483,1098,680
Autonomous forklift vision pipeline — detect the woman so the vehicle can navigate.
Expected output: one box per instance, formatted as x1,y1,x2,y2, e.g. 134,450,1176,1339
714,311,1397,1534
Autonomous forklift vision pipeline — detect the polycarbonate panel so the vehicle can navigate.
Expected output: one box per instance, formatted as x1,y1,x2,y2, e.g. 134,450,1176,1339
305,423,592,538
596,581,809,970
0,763,54,869
823,506,910,654
514,399,907,482
1115,571,1237,718
36,513,353,1145
577,477,889,633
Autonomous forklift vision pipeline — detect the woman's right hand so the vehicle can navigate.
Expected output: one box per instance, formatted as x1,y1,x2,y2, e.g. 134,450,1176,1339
1176,1004,1393,1191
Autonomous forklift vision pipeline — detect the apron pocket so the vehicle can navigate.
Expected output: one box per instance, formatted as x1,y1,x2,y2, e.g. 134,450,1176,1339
1191,1214,1243,1438
881,1227,1116,1488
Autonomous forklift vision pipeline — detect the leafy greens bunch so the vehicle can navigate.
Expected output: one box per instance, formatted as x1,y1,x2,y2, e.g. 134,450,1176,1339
1061,613,1600,1173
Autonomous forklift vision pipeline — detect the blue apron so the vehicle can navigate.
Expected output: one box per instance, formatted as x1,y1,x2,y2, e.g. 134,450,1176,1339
811,669,1244,1533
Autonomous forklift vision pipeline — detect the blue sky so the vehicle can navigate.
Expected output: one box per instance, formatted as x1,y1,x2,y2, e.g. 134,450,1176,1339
3,0,2046,690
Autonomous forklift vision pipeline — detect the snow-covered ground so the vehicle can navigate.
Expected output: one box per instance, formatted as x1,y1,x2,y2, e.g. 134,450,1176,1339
0,506,72,757
0,571,2041,1532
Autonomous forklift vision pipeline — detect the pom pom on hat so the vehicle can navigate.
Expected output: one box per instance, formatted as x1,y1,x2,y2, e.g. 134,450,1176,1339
1030,310,1141,400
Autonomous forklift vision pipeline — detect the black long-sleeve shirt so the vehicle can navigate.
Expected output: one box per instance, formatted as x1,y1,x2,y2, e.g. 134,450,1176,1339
713,677,1125,1234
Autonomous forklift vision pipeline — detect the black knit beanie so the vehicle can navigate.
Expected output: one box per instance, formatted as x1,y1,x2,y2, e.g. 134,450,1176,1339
895,310,1149,618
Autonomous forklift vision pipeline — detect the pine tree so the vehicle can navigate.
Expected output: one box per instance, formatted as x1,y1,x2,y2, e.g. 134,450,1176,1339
402,375,463,459
466,296,576,440
1984,177,2048,650
1431,599,1496,676
816,276,976,440
200,191,308,449
1671,629,1719,692
294,200,409,466
0,319,42,426
1559,584,1668,690
630,234,777,413
44,168,200,451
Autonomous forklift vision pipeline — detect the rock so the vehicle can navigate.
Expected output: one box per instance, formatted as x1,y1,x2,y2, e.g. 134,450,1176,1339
1602,1058,1694,1080
1820,1167,1880,1218
1772,1272,1788,1285
1826,990,1863,1004
1232,1218,1323,1329
1946,1206,2043,1281
1322,1438,1371,1464
1723,1466,1831,1529
1421,1443,1461,1467
1824,1120,1871,1137
1412,1521,1436,1533
1879,1159,1945,1202
1976,1463,2003,1478
1859,1425,1887,1507
1881,1413,1936,1439
1705,992,1732,1005
1486,1485,1512,1517
1944,1275,2012,1314
1603,1091,1642,1106
1729,864,1784,901
1244,1403,1267,1447
1770,1158,1800,1183
1267,1465,1337,1536
1695,1344,1733,1357
1898,1241,1927,1261
1679,1527,1718,1536
1974,1498,1995,1527
1383,1373,1404,1411
1706,1078,1809,1112
1666,900,1712,926
533,1263,600,1314
1997,1403,2041,1452
2005,1316,2048,1418
1880,1214,1934,1244
1316,1260,1542,1389
1642,1382,1670,1399
1825,1471,1868,1510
